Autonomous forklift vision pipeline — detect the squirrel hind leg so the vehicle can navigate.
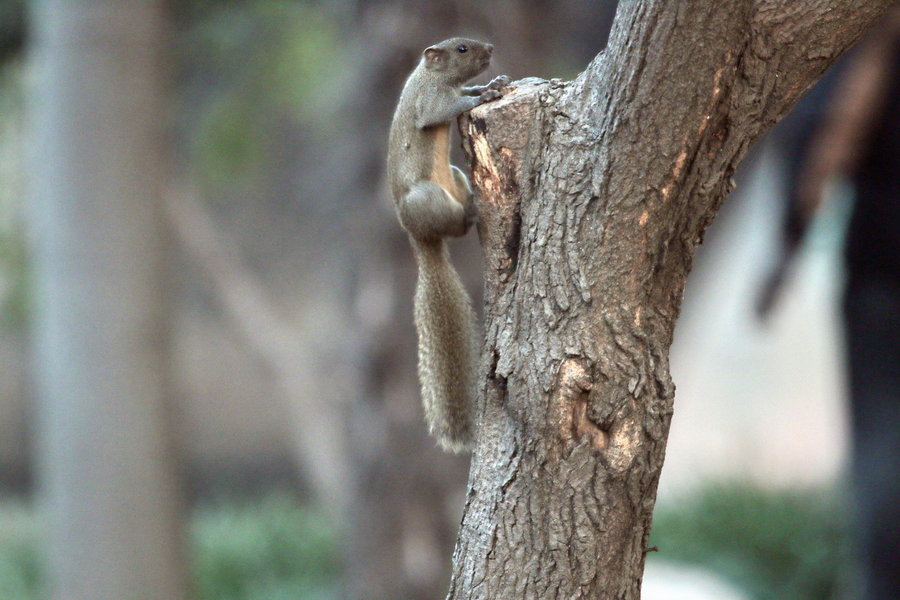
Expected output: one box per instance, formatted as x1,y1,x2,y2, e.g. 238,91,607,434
450,166,479,230
398,181,470,242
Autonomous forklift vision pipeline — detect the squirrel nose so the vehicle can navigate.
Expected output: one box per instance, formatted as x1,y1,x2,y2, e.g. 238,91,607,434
485,44,493,54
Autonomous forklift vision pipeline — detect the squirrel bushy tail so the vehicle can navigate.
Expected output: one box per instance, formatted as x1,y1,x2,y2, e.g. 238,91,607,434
412,240,479,452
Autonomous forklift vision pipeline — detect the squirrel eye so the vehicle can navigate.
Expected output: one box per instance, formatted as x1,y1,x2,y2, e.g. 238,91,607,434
456,44,468,53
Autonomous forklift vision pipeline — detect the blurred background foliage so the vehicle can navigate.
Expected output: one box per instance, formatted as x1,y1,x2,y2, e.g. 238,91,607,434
0,495,341,600
180,1,342,191
650,484,856,600
0,485,854,600
0,58,26,329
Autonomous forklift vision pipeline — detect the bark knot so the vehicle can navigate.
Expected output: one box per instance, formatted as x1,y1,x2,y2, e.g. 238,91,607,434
555,358,608,451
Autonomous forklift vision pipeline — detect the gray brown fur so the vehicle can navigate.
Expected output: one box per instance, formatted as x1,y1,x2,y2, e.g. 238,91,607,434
387,38,508,452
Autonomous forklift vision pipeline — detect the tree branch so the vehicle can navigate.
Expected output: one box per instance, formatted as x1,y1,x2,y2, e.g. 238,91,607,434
450,1,892,597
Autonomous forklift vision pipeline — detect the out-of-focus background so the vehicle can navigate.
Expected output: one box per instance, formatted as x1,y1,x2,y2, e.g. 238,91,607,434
1,1,898,599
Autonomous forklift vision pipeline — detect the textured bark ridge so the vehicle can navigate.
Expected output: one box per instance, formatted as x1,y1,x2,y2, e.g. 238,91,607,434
448,1,892,598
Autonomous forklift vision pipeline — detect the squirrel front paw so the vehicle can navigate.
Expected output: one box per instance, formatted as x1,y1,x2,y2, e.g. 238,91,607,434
479,89,502,103
487,75,511,90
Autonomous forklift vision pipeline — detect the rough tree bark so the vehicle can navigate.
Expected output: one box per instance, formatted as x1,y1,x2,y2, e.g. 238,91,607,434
448,1,892,598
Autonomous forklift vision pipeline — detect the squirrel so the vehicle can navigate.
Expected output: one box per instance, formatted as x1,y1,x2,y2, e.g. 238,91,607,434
387,38,509,452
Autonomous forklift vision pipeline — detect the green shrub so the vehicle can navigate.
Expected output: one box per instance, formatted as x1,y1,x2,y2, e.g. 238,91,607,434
650,483,856,600
192,494,340,600
0,494,340,600
0,484,855,600
0,501,41,600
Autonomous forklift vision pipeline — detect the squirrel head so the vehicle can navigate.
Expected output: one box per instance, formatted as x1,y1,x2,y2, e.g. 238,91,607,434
422,38,493,85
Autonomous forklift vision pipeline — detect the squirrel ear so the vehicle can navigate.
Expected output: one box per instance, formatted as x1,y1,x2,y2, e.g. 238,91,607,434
424,46,448,70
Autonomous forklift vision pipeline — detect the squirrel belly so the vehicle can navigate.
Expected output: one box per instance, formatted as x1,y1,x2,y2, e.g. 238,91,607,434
386,37,507,452
428,124,466,203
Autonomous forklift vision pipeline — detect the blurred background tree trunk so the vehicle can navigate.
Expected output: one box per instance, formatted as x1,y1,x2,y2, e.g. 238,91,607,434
28,1,188,599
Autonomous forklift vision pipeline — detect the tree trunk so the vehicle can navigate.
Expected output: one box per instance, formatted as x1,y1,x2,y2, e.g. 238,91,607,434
28,2,188,599
448,1,891,598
